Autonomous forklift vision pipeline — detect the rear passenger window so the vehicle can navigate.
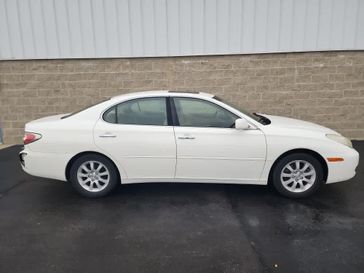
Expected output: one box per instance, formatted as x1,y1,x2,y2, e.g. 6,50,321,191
103,107,116,123
103,97,168,126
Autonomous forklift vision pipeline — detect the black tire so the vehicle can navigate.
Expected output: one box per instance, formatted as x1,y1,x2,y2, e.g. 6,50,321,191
271,153,324,198
69,154,119,198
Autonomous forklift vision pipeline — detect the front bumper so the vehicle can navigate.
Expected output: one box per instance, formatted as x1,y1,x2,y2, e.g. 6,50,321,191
326,148,360,184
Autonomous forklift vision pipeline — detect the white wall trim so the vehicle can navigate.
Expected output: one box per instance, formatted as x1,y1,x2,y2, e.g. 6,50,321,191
1,0,363,60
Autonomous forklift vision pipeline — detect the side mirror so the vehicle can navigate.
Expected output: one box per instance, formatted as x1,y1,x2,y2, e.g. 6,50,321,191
235,118,250,130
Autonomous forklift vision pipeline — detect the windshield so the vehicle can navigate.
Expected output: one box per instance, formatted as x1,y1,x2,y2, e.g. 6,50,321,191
213,96,270,125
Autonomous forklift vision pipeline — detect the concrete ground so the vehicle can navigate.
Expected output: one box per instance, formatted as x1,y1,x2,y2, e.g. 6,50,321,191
0,144,13,150
0,142,363,273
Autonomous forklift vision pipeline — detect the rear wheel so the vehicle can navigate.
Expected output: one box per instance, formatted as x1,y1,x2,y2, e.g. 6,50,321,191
69,154,119,198
271,153,324,198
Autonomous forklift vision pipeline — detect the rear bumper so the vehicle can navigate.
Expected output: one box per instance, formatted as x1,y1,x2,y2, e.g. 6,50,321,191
326,148,360,184
19,149,26,167
19,149,70,181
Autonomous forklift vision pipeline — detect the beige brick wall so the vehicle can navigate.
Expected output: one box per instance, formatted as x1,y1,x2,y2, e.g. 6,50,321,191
0,51,363,144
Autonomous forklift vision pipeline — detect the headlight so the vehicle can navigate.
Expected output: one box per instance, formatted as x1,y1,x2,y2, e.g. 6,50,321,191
326,134,352,148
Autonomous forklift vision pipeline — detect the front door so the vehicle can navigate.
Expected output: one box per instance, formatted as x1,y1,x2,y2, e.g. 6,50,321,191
94,97,176,181
172,97,266,182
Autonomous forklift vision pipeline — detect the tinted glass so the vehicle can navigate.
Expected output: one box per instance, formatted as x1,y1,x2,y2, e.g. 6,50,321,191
104,97,168,126
173,98,238,128
103,107,116,123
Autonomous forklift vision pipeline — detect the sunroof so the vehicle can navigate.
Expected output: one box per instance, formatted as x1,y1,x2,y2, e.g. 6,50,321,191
168,90,200,94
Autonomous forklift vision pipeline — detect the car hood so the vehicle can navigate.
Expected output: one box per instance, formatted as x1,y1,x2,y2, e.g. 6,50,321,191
261,114,338,134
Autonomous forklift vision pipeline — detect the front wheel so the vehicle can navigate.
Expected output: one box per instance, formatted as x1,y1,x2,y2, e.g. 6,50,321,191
271,153,324,198
69,154,119,198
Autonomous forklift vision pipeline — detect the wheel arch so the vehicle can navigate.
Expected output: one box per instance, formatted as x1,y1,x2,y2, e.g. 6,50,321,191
267,148,328,185
65,151,122,182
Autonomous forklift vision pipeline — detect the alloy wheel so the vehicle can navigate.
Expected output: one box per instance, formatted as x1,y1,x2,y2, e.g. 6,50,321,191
76,160,110,192
280,160,317,193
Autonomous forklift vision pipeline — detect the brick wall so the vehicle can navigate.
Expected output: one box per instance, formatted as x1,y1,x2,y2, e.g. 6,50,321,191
0,51,363,144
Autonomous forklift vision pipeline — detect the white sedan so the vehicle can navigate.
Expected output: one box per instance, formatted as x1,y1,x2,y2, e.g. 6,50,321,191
20,90,359,198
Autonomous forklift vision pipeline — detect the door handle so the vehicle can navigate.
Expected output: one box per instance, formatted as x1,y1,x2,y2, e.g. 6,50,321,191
178,136,195,140
99,134,117,138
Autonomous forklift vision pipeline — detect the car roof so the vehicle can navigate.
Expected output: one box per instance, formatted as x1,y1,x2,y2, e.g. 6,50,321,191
110,90,214,101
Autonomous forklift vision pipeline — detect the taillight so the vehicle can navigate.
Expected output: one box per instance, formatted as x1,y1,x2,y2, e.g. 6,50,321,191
23,132,42,145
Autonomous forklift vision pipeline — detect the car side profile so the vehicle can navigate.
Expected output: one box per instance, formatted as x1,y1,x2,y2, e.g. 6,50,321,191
20,90,359,198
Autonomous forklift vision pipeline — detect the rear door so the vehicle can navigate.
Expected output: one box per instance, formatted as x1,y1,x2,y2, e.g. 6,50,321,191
172,97,266,183
94,97,176,181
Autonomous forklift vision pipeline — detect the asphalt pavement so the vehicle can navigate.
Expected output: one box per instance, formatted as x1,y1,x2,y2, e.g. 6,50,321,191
0,142,363,273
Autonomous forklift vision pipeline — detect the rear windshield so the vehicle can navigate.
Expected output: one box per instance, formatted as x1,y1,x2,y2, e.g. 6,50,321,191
61,98,110,119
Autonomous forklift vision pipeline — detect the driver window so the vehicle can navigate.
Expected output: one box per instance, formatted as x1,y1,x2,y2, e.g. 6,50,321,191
173,97,238,128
